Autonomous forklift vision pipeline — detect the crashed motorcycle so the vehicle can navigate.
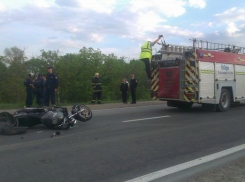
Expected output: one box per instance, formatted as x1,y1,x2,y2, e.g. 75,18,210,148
0,104,92,135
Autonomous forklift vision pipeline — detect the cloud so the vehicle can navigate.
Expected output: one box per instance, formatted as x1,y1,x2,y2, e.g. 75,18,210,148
77,0,116,14
31,0,56,8
129,0,186,17
55,0,79,7
190,22,213,27
215,7,245,25
188,0,206,9
227,22,240,36
0,3,5,12
214,7,245,37
0,0,208,59
161,25,204,38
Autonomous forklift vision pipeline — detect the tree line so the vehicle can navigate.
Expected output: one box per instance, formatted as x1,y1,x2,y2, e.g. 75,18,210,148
0,46,151,105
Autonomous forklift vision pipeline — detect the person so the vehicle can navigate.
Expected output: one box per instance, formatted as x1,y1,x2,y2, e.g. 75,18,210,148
34,74,45,106
42,75,46,84
140,35,163,79
32,75,37,104
91,73,102,104
44,66,58,106
24,73,34,107
120,78,129,104
130,73,138,104
125,78,129,88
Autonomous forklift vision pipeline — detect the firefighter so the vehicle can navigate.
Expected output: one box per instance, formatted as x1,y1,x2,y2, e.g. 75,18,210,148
91,73,102,104
140,35,163,79
34,74,45,106
24,73,34,107
120,78,129,104
44,66,59,106
130,73,137,104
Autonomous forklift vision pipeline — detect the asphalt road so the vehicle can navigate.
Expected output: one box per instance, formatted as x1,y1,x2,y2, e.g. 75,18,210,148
1,102,245,182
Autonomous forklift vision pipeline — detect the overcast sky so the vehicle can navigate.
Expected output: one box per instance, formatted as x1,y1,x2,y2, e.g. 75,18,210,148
1,0,245,60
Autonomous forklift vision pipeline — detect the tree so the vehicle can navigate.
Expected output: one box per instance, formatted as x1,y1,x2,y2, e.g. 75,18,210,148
3,46,27,64
0,46,151,105
39,49,60,66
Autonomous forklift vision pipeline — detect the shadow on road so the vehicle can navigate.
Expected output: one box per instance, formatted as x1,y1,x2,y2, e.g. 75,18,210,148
163,103,245,114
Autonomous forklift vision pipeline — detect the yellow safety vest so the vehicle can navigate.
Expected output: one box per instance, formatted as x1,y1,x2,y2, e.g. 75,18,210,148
140,41,152,60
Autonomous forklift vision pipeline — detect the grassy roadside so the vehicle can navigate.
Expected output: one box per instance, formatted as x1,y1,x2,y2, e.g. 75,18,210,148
0,99,153,110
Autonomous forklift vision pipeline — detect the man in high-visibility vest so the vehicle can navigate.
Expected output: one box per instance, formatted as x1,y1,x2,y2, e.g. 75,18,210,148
140,35,163,79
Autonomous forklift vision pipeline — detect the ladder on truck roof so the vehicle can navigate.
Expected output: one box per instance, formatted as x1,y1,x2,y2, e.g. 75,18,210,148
192,38,245,54
157,44,193,55
157,38,245,55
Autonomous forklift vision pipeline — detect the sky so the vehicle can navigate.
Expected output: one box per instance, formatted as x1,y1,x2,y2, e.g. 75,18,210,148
0,0,245,60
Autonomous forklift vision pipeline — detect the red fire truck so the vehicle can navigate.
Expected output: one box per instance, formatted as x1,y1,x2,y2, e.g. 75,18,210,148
150,39,245,111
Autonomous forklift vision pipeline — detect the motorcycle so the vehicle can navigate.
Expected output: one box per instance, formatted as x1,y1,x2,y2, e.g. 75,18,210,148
0,104,92,135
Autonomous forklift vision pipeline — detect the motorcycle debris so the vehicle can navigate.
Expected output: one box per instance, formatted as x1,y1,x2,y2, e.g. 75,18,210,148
50,131,61,137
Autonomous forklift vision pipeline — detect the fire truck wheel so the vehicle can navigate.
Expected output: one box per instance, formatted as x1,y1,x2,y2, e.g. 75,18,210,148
177,102,193,109
217,88,231,112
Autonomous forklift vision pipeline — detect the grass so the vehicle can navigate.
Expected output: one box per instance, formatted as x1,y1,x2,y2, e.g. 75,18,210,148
0,103,26,110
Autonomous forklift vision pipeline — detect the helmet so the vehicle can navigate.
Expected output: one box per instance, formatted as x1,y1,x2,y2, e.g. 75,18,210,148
95,73,99,76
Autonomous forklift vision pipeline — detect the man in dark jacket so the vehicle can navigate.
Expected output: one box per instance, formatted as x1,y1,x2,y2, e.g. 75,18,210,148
130,73,138,104
24,73,34,107
44,66,58,106
91,73,102,104
120,78,129,104
34,74,45,106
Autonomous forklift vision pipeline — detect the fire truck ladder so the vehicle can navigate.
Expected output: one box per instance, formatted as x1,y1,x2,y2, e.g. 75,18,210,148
191,38,245,54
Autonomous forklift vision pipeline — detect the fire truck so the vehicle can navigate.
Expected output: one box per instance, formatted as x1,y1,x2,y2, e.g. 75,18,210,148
150,39,245,111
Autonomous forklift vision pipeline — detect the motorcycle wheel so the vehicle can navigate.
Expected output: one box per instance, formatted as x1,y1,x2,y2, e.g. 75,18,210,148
71,104,92,122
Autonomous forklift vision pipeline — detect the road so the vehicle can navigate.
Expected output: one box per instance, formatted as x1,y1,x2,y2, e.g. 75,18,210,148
1,101,245,182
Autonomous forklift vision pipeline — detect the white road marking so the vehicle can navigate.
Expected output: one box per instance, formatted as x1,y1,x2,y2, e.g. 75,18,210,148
92,104,165,111
122,116,170,123
125,143,245,182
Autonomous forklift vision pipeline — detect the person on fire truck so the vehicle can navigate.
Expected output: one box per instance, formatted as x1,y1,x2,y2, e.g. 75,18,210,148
140,35,163,79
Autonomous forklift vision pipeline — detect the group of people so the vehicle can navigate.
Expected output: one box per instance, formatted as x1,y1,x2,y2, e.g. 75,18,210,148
91,73,138,104
24,35,162,107
24,65,58,107
120,73,138,104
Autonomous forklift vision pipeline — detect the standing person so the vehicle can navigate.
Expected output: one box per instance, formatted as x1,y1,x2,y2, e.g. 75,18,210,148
125,78,129,88
120,78,129,104
140,35,163,79
91,73,102,104
24,73,34,107
130,73,138,104
42,75,46,84
32,75,37,105
44,66,58,106
34,74,45,106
